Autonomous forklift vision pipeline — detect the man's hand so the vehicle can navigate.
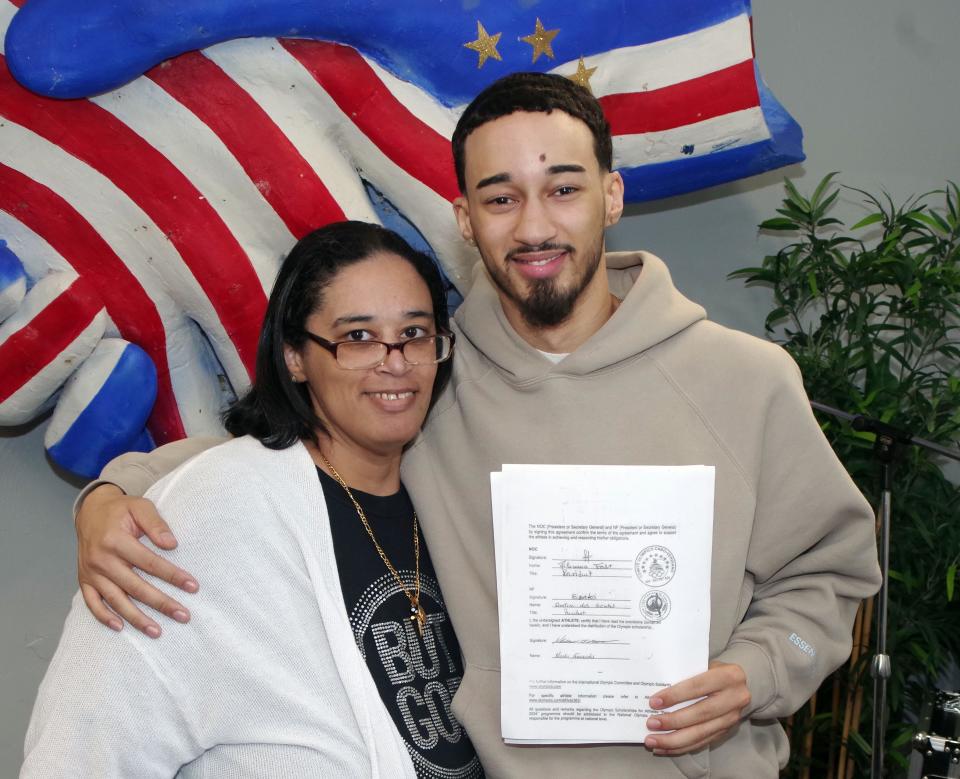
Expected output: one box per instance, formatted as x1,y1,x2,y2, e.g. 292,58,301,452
644,661,750,756
76,484,198,638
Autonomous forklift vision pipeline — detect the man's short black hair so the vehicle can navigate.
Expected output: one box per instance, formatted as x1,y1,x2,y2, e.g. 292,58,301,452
452,72,613,193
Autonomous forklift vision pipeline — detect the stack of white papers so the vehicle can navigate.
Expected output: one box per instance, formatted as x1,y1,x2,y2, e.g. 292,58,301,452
491,464,714,744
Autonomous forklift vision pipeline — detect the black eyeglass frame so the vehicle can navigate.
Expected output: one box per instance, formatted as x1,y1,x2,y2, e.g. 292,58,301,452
303,331,455,370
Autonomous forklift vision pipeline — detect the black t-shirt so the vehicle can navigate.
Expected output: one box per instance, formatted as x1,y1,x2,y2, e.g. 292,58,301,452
319,468,483,779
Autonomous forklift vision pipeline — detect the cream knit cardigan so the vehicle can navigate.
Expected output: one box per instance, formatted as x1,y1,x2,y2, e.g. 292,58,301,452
23,436,417,778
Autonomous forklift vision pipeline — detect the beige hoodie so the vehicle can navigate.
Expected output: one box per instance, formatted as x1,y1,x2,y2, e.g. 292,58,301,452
98,252,881,779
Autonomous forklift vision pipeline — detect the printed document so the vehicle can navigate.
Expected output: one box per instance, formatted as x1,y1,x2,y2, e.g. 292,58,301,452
491,464,714,744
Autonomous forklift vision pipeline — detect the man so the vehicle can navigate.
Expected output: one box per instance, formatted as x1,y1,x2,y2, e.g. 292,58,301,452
74,73,881,777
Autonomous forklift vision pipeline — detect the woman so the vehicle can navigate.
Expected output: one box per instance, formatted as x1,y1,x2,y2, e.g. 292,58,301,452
23,222,483,778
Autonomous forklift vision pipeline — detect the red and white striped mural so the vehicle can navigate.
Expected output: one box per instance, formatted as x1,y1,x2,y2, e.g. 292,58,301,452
0,0,801,475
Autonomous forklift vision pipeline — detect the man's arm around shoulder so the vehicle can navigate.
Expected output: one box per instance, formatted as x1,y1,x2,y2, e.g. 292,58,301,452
74,436,227,638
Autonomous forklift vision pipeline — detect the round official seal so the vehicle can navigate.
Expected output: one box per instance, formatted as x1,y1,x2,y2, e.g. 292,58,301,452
634,545,676,587
640,590,672,622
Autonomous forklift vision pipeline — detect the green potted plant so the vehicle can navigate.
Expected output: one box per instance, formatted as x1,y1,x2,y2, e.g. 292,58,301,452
730,174,960,778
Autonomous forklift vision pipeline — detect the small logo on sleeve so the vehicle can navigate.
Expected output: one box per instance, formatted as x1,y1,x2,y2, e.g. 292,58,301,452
789,632,816,657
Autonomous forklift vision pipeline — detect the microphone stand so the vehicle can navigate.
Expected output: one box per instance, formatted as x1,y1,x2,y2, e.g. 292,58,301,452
809,401,960,779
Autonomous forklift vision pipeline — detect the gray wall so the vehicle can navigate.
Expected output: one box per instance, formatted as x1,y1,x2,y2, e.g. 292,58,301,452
1,421,84,771
1,0,958,774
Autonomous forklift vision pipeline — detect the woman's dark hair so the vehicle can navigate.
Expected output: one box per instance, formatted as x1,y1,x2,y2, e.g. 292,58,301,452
224,221,452,449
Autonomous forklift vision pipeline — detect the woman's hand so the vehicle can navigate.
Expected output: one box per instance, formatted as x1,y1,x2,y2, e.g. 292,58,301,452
76,484,199,637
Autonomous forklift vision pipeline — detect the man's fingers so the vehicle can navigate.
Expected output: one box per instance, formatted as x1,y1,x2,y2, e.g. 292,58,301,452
92,576,163,638
76,489,195,630
646,706,741,751
80,583,123,632
650,663,747,709
101,551,192,624
118,535,198,593
646,717,738,754
131,499,179,550
645,662,750,756
648,687,745,732
649,673,716,709
648,735,714,757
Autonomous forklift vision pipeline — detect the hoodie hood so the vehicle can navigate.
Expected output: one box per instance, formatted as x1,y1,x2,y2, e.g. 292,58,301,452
453,251,706,382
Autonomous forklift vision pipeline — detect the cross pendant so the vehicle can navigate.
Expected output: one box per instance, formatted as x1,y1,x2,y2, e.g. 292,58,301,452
409,601,426,637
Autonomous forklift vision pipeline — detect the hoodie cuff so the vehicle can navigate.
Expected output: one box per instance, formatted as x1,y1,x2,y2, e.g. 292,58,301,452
714,640,778,718
72,479,123,522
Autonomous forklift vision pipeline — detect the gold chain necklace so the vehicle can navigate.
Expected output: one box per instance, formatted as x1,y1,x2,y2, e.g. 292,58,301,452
317,452,426,637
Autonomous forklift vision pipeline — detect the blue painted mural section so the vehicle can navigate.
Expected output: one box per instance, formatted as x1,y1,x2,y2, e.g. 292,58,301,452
46,344,157,478
622,70,804,201
363,181,464,312
7,0,748,103
5,0,804,206
0,240,26,291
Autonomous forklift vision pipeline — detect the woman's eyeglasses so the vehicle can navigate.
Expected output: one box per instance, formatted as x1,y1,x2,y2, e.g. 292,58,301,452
303,332,455,370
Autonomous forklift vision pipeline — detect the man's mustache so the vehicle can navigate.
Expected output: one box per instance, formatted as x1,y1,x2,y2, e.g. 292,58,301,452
504,243,576,261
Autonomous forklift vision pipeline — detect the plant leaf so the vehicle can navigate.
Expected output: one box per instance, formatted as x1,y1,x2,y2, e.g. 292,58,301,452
851,213,884,230
760,217,800,231
810,172,840,207
812,190,840,222
848,730,872,756
908,211,948,233
730,174,960,778
890,729,914,749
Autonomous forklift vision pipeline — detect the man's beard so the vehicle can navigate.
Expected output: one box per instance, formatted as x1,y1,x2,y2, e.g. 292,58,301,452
483,234,604,329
